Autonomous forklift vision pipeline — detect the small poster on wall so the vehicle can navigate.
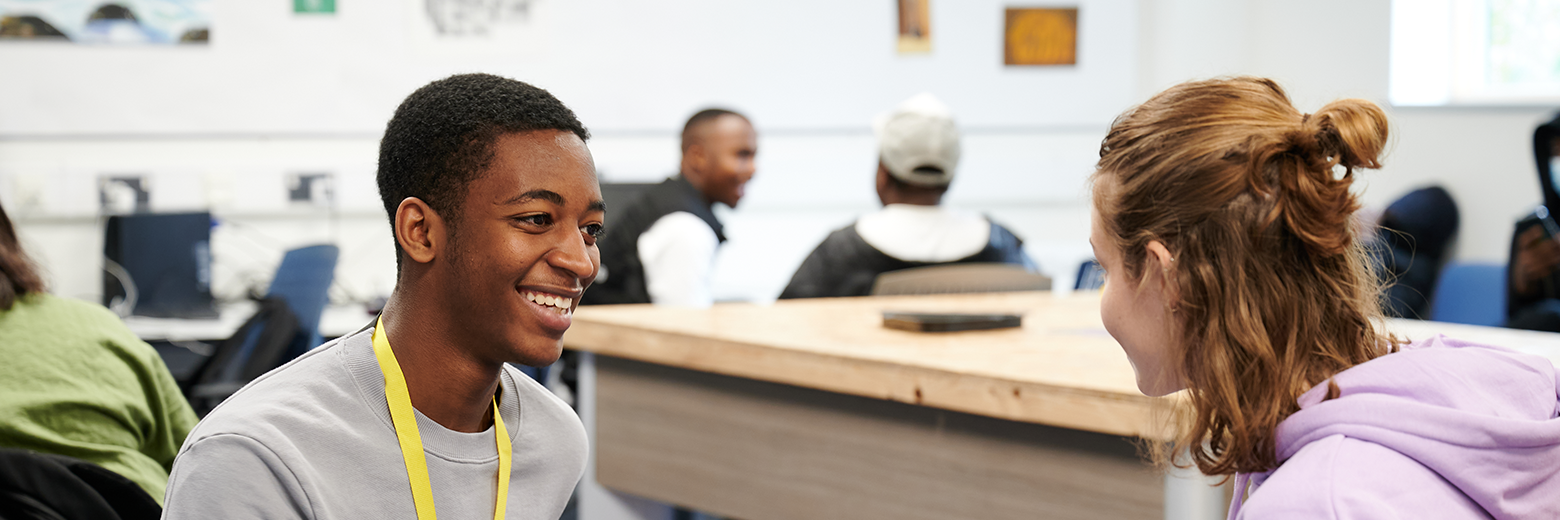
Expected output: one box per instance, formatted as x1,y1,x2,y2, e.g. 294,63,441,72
1004,7,1077,66
406,0,546,58
897,0,931,54
0,0,210,44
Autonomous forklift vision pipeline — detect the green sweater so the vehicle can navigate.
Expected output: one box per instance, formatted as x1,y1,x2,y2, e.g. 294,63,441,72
0,293,198,504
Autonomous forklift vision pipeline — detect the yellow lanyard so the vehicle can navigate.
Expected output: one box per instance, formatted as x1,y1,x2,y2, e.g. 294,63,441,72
373,317,511,520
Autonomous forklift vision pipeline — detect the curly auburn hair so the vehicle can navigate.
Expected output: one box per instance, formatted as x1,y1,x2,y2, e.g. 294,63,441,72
1092,77,1402,476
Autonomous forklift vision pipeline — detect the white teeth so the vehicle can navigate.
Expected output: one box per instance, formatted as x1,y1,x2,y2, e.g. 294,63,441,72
524,291,573,313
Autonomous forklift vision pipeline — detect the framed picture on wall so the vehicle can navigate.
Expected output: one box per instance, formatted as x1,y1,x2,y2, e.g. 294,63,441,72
0,0,211,44
1003,7,1077,66
897,0,931,54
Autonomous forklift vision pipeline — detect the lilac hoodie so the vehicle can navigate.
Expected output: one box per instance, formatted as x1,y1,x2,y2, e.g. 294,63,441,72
1230,335,1560,519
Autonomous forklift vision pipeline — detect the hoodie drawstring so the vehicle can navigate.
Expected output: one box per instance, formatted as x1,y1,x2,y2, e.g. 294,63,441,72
1225,472,1251,520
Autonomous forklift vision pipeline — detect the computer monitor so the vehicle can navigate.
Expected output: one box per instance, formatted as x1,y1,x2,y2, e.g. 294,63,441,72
103,212,218,318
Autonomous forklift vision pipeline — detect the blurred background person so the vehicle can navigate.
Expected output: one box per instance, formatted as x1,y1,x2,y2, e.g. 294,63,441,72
1371,186,1460,319
0,199,198,506
1507,113,1560,331
582,108,757,307
779,93,1034,299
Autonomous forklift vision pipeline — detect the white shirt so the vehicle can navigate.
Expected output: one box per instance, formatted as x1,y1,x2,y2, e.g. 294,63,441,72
854,204,991,262
636,211,720,308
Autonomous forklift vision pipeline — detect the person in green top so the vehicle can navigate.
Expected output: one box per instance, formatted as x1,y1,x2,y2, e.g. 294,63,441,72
0,200,198,505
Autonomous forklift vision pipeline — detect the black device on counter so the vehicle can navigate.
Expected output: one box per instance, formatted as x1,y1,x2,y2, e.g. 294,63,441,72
882,311,1023,332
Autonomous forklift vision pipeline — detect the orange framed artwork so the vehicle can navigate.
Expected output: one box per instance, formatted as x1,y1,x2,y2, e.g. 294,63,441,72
1004,7,1077,66
897,0,932,54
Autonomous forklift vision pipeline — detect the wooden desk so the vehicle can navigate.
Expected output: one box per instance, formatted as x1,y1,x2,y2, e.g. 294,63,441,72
562,292,1560,520
568,291,1158,438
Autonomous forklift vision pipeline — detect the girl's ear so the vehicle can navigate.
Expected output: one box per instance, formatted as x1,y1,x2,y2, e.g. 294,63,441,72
1144,240,1178,301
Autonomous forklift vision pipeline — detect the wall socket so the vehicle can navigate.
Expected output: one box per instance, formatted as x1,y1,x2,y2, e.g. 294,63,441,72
287,172,334,207
100,175,150,215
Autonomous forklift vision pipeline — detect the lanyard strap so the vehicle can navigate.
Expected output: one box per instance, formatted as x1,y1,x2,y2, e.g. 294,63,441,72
373,317,512,520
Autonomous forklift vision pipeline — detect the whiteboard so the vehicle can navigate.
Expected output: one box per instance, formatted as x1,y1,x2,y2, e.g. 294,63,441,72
0,0,1139,136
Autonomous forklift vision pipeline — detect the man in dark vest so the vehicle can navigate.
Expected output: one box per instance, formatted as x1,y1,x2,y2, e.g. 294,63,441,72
779,93,1035,299
583,109,757,306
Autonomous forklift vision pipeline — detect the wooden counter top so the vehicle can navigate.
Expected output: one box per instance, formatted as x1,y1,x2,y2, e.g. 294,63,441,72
563,291,1172,439
563,291,1560,441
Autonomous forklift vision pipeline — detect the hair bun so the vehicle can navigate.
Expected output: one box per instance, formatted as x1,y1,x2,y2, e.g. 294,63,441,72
1310,99,1388,170
1269,98,1388,257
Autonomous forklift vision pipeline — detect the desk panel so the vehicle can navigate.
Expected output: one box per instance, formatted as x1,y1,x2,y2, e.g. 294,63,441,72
594,355,1161,520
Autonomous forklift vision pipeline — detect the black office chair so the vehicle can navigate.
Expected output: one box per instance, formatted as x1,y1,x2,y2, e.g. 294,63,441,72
869,263,1053,296
185,296,300,416
1075,260,1105,291
0,448,160,520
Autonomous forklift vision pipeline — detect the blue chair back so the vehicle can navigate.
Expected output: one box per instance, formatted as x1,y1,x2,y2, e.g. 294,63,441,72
1427,262,1507,327
1075,260,1105,291
267,244,339,359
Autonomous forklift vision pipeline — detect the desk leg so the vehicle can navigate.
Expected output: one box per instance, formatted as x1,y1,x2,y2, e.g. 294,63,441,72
1163,460,1228,520
576,352,677,520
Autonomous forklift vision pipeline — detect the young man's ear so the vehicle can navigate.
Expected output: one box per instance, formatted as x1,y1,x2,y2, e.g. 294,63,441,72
1144,240,1178,299
395,197,445,265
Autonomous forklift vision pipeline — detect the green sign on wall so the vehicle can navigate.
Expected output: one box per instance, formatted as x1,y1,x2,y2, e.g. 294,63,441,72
294,0,335,14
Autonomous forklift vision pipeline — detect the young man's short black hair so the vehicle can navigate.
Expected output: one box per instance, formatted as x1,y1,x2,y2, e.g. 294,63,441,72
377,73,591,267
680,108,748,153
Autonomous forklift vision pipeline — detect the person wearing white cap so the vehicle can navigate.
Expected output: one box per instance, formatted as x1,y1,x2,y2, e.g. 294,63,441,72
778,93,1035,299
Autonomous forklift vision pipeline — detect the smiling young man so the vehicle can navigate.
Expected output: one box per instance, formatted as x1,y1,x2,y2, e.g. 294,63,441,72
162,74,601,519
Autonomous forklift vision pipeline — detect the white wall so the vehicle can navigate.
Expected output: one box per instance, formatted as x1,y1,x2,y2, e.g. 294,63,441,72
2,0,1134,304
2,0,1551,308
1140,0,1552,264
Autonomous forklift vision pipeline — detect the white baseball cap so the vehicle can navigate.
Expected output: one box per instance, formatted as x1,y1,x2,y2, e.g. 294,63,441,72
875,93,960,188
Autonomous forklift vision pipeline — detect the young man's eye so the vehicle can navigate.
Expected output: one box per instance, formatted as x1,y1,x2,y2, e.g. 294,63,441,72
583,223,605,239
516,214,552,226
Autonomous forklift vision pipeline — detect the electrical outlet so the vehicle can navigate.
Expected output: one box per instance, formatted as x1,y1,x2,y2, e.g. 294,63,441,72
287,172,334,207
99,175,150,215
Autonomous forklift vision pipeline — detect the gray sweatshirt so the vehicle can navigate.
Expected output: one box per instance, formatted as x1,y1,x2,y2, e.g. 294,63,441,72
162,324,588,519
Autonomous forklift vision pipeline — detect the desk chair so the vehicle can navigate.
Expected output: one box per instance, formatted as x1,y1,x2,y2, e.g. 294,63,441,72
1427,262,1506,327
186,297,299,416
870,263,1052,296
1075,260,1105,291
0,448,160,520
267,244,339,361
184,244,337,415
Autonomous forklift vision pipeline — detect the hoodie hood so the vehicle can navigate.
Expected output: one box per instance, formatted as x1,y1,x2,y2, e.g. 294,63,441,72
1269,335,1560,519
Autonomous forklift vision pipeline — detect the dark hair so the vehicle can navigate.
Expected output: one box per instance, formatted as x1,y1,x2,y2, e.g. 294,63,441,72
883,167,950,195
1093,77,1398,476
0,201,45,310
376,73,590,267
680,108,748,153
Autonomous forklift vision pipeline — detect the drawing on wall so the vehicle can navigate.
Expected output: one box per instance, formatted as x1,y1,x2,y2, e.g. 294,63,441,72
1003,7,1076,66
426,0,533,36
897,0,931,54
0,0,210,44
294,0,334,14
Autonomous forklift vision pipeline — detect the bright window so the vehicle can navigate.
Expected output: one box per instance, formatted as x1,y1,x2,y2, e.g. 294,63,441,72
1391,0,1560,106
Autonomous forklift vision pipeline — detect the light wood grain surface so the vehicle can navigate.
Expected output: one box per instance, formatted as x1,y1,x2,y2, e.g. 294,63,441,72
564,291,1177,438
565,291,1560,440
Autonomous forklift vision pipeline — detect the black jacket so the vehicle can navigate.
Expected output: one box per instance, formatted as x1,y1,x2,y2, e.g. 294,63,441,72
582,176,724,305
778,220,1031,299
